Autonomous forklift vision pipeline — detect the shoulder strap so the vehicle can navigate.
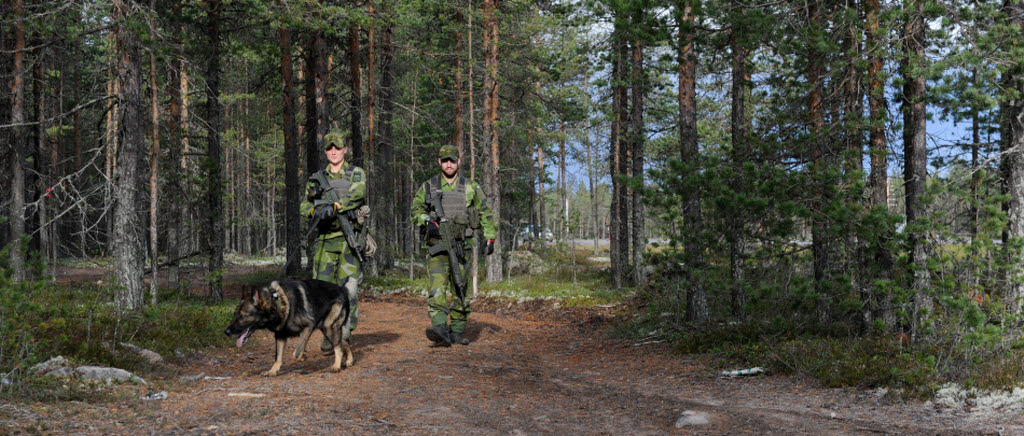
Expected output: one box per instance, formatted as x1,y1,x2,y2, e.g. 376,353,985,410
429,175,442,194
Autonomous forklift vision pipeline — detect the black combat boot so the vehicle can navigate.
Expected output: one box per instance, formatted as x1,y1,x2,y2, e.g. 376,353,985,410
426,325,452,346
449,331,470,345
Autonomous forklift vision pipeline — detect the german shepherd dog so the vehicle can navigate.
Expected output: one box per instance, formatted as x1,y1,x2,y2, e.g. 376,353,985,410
224,279,354,376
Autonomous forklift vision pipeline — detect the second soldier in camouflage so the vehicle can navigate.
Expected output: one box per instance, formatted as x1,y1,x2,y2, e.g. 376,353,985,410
410,144,497,346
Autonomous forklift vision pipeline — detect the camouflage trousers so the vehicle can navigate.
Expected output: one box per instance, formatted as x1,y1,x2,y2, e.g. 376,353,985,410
313,235,361,334
427,254,472,333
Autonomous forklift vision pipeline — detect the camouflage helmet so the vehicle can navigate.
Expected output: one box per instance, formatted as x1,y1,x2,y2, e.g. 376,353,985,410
438,144,459,161
323,132,347,150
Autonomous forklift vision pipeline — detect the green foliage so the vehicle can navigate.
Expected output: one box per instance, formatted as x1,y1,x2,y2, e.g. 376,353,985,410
0,254,234,401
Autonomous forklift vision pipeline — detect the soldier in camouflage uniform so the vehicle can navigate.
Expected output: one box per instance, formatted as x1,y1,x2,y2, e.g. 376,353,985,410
410,145,497,346
299,132,366,349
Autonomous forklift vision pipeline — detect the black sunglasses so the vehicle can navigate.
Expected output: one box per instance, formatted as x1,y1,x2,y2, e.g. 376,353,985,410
440,158,457,163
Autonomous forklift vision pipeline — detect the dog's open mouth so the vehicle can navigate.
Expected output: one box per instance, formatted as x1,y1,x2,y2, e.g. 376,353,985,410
236,327,253,348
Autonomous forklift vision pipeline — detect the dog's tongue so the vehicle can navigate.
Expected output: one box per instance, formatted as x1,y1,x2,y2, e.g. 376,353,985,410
236,328,252,348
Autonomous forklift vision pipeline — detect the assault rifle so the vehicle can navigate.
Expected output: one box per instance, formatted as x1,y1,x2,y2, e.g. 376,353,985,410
310,171,365,264
425,188,467,304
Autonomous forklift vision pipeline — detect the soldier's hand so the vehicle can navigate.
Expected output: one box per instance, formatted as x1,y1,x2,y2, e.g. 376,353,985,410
313,204,336,221
486,239,495,255
425,221,441,238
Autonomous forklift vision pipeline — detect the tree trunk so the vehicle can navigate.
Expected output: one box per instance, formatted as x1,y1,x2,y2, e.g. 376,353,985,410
375,6,396,270
349,19,363,167
560,120,567,241
729,27,749,320
483,0,502,282
865,0,894,328
9,0,27,282
902,0,930,334
112,0,147,310
610,14,628,289
1002,0,1024,314
585,71,599,255
281,27,301,276
33,45,46,267
807,2,832,325
467,3,479,294
454,5,465,158
630,28,646,287
538,141,545,235
206,0,225,300
678,0,707,323
149,0,161,305
166,0,185,291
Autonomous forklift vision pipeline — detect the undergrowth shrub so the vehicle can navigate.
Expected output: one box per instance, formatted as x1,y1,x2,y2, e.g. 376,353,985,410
0,249,234,401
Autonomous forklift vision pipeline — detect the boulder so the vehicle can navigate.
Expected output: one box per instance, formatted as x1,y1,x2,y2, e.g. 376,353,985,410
507,250,548,276
119,342,163,365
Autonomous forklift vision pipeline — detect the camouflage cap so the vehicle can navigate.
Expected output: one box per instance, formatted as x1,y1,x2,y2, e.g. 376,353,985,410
438,144,459,161
323,132,347,150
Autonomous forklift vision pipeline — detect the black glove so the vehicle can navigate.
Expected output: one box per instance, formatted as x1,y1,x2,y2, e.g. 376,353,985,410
425,221,441,238
313,204,336,221
486,239,495,255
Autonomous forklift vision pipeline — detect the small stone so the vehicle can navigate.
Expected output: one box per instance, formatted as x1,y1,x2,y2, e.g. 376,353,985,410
675,410,709,427
141,391,168,401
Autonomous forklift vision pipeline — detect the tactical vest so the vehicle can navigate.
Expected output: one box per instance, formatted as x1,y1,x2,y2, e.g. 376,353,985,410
318,166,357,232
325,166,356,206
427,175,479,240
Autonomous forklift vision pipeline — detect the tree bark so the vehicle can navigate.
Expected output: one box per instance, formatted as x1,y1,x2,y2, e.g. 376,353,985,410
807,1,832,325
610,13,628,289
865,0,894,328
1002,0,1024,314
281,27,301,276
483,0,502,282
729,26,748,320
166,0,185,291
678,0,707,323
375,5,396,270
630,23,646,287
148,0,161,305
349,19,363,167
585,71,599,255
9,0,27,282
902,0,930,333
206,0,225,300
112,0,147,310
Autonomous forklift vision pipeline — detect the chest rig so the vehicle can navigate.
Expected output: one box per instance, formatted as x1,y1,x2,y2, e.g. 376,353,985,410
426,175,478,240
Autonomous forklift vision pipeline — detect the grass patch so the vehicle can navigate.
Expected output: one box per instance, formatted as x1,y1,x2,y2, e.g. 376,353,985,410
365,248,626,307
1,276,235,402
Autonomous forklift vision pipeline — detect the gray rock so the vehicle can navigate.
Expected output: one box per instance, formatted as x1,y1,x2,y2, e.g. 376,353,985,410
675,410,710,427
119,342,163,365
74,366,146,384
30,356,72,375
507,250,548,276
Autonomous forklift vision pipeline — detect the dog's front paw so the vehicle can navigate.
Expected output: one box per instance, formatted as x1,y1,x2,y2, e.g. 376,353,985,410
262,369,279,377
293,354,307,362
329,364,342,373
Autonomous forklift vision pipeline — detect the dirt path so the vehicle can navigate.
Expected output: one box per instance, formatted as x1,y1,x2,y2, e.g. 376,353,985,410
6,294,1020,435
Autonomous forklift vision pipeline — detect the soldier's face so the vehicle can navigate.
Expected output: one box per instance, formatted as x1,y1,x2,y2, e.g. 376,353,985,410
325,145,347,167
439,158,459,178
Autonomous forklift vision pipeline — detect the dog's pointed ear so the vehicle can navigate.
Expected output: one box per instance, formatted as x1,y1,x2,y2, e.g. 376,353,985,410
251,289,260,304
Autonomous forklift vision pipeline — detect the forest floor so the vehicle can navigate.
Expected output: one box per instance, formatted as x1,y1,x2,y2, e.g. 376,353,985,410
4,265,1023,435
